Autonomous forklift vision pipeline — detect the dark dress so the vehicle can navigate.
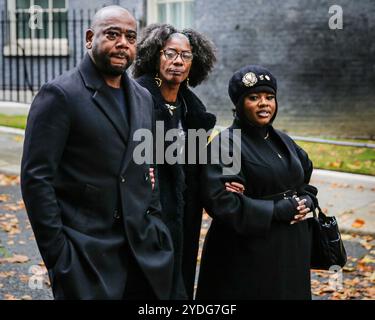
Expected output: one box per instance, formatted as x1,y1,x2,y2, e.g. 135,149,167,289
136,74,216,299
196,117,314,300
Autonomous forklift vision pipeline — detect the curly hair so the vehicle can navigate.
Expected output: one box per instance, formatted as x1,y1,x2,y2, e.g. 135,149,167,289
132,23,217,87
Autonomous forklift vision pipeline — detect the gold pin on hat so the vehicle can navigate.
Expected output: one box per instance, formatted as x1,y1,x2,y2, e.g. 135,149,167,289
242,72,258,87
265,75,271,81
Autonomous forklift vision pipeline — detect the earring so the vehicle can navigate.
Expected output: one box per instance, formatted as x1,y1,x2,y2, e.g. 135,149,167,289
186,77,190,87
154,73,162,87
232,108,237,118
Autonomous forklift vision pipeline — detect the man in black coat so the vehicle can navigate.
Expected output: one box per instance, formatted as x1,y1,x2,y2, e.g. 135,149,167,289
21,6,173,300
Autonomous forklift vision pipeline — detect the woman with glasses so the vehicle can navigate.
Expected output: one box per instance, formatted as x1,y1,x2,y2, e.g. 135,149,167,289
196,65,316,300
133,24,244,299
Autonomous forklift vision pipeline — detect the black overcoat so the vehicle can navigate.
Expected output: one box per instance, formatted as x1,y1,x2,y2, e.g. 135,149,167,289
196,118,314,300
136,75,216,299
21,54,174,299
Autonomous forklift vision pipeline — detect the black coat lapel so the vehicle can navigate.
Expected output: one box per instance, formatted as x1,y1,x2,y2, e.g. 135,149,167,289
120,72,143,173
79,54,128,144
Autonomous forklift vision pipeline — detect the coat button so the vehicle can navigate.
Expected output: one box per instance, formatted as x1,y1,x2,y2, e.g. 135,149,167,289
120,176,125,183
114,210,121,219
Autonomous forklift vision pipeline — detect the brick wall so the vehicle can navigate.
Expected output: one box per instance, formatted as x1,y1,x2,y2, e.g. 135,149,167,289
191,0,375,138
0,0,373,138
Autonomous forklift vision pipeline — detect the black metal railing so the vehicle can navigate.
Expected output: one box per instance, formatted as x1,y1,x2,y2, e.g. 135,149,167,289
0,9,95,104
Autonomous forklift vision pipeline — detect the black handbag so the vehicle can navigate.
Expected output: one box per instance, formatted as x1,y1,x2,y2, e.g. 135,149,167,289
308,206,347,270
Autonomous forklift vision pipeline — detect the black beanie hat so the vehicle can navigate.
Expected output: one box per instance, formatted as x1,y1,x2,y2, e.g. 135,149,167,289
228,65,277,106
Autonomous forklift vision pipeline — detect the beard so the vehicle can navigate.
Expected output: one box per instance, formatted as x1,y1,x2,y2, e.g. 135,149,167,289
92,47,133,76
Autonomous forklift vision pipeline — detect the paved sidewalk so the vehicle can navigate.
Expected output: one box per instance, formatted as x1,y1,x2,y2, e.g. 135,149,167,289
0,126,374,235
0,130,23,176
0,102,29,116
310,170,375,236
0,127,374,300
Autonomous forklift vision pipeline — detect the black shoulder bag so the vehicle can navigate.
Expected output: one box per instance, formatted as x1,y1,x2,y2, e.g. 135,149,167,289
309,206,347,270
299,184,347,270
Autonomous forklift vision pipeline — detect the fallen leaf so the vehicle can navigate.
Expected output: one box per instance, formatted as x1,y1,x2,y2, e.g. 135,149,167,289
360,240,374,251
342,234,354,241
4,294,18,300
312,289,327,296
357,262,374,273
7,240,14,245
311,279,320,287
312,270,330,277
0,174,20,186
3,200,25,211
344,277,361,287
0,213,16,220
360,255,375,264
0,214,20,235
21,295,32,300
0,194,10,202
352,219,365,228
0,283,3,288
18,241,26,245
363,287,375,299
0,254,30,264
343,266,356,272
328,161,343,169
0,271,16,278
19,274,29,283
321,287,335,293
362,235,374,242
12,136,24,143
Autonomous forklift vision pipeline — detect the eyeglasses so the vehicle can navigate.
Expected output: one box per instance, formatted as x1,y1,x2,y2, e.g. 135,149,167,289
160,49,193,62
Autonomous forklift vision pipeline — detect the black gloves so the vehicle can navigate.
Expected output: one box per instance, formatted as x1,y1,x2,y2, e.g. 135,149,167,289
273,195,314,223
300,195,314,211
273,197,299,223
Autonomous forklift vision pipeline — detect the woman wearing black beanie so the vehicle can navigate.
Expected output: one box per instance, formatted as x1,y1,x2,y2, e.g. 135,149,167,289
196,65,316,299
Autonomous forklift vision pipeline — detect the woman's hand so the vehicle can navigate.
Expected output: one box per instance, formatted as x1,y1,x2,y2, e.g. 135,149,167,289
149,168,155,191
225,182,245,194
290,196,311,224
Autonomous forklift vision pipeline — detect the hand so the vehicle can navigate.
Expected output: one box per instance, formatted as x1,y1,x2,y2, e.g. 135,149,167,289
225,182,245,194
290,196,311,224
149,168,155,191
273,198,299,223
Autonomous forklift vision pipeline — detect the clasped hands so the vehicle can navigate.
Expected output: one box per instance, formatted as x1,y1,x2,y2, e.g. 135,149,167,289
150,169,311,226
